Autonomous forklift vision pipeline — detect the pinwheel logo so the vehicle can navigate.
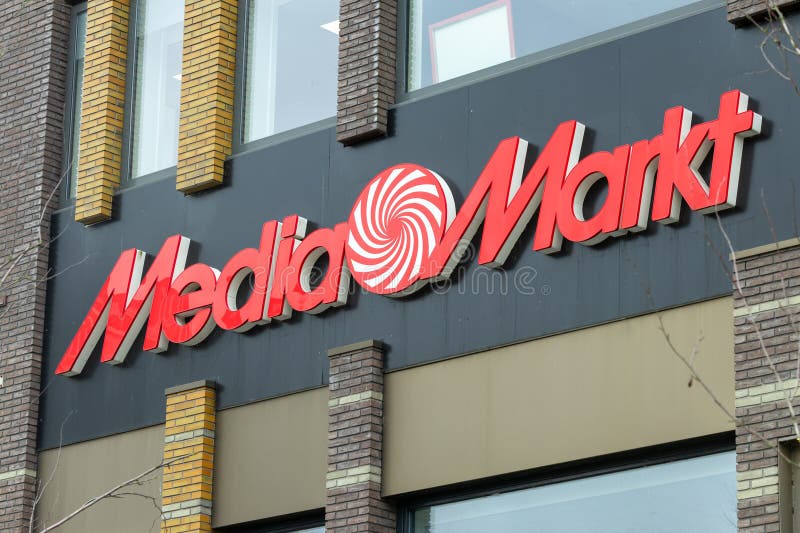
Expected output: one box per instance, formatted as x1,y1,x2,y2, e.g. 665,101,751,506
347,164,455,296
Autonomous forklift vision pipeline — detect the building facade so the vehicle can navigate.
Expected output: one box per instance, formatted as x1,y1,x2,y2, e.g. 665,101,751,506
2,0,800,532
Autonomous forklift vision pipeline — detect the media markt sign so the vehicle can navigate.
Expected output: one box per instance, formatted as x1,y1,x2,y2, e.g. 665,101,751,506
56,90,761,376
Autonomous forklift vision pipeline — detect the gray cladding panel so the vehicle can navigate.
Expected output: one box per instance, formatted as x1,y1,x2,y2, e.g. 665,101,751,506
39,7,799,448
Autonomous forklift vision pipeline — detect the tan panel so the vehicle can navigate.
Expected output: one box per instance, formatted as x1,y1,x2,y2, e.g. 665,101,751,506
36,425,163,533
383,297,734,496
212,388,328,528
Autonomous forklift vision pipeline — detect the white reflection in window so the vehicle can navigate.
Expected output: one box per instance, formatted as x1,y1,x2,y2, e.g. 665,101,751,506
68,9,87,198
245,0,338,142
430,2,513,84
413,452,737,532
409,0,704,90
131,0,183,178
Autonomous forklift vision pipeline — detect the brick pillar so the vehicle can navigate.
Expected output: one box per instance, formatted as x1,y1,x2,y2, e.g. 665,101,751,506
326,340,396,532
74,0,130,224
0,0,70,530
336,0,397,145
733,240,800,532
176,0,237,194
728,0,799,25
161,380,217,533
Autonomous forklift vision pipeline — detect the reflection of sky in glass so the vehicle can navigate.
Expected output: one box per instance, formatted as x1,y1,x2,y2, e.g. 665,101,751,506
132,0,183,178
293,528,324,533
69,9,87,198
245,0,338,142
409,0,705,90
414,452,736,533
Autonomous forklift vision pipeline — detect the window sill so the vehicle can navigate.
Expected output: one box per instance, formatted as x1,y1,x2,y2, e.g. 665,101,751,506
231,117,336,159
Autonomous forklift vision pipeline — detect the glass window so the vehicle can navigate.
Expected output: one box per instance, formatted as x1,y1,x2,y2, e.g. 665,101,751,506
408,0,704,90
244,0,339,142
130,0,183,178
411,452,736,532
258,526,325,533
65,6,87,198
235,521,324,532
780,441,800,531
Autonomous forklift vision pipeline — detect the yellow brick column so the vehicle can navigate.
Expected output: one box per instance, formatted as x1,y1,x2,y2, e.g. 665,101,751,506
161,380,217,533
176,0,237,194
75,0,130,225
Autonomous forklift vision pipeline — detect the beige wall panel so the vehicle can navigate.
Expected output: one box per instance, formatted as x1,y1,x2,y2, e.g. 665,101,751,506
36,425,163,533
212,388,328,528
35,298,732,529
383,297,734,496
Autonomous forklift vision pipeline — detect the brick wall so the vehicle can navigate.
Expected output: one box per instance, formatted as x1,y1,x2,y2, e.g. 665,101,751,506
0,0,70,530
326,340,396,532
336,0,397,145
161,381,217,533
728,0,800,24
176,0,237,194
733,240,800,532
74,0,130,224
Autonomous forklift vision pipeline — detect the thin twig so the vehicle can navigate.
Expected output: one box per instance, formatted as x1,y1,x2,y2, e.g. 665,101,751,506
718,209,800,437
28,411,74,533
37,453,194,533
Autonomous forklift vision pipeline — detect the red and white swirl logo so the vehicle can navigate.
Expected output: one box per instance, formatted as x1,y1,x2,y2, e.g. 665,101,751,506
346,164,456,296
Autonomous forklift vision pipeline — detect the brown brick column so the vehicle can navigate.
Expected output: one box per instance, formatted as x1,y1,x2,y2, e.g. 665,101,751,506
728,0,799,25
326,340,396,532
733,239,800,532
336,0,397,145
0,0,70,530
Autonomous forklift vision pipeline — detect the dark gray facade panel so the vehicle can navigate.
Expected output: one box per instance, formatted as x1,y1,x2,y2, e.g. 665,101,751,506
39,7,800,448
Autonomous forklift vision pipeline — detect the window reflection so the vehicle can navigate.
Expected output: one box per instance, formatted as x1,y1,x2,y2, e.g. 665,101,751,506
412,452,736,533
67,8,86,198
131,0,183,178
245,0,338,142
408,0,705,90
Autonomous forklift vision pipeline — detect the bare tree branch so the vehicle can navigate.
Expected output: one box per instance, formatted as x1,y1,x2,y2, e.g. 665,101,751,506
35,452,194,533
28,411,74,533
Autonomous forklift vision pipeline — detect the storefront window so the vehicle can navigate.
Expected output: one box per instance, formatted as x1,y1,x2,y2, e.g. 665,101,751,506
66,6,87,198
255,523,324,532
130,0,183,178
407,0,703,90
244,0,339,142
411,452,736,532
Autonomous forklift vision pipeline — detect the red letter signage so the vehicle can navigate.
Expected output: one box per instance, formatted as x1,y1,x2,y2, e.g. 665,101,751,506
56,91,761,376
56,235,189,376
